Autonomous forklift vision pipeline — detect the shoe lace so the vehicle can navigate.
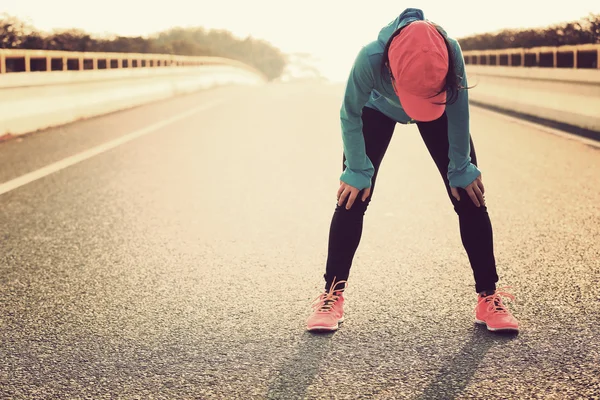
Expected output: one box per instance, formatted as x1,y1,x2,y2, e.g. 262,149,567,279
311,278,347,313
479,287,515,315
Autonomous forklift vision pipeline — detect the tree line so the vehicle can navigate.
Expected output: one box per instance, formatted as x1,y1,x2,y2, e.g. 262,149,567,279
458,13,600,50
0,14,286,81
2,13,599,78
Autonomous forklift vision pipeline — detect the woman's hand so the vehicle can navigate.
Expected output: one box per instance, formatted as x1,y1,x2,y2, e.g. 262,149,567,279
337,181,371,210
451,174,485,207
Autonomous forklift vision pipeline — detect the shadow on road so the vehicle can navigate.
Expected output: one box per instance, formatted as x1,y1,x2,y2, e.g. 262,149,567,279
266,330,334,399
416,324,518,400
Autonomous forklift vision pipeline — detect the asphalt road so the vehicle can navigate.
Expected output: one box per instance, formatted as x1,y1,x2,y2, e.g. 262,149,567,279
1,82,599,399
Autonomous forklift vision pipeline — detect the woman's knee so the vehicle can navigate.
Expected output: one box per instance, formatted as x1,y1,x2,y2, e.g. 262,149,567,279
447,187,484,214
453,197,488,216
335,196,371,215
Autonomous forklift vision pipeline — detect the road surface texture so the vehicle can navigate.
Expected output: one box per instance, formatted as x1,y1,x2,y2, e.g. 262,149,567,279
1,83,599,399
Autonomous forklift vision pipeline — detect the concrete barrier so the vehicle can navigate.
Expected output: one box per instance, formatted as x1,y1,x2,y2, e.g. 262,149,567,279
465,65,600,135
0,64,263,137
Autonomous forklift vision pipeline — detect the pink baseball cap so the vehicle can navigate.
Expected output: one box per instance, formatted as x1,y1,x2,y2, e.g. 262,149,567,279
388,21,449,122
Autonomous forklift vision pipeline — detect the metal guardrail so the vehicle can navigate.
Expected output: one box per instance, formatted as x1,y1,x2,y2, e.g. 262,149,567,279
0,49,266,79
462,43,600,69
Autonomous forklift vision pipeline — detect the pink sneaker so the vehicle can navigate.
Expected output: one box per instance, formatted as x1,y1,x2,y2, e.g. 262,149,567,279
306,279,347,332
475,287,519,332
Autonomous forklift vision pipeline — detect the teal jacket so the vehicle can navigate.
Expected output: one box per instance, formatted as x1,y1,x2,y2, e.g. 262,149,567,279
339,8,480,190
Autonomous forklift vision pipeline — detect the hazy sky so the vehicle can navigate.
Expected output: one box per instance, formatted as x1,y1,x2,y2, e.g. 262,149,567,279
4,1,600,81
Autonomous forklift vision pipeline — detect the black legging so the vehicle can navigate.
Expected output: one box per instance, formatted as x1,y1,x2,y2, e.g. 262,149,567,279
324,106,499,293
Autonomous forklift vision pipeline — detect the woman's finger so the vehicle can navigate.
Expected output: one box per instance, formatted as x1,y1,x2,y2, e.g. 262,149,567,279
338,188,350,207
346,189,359,210
361,187,371,202
473,184,485,206
466,186,480,207
337,184,345,201
450,187,460,202
477,177,485,195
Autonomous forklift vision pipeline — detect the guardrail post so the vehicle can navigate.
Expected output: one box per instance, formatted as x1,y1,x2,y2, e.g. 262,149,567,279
521,49,525,66
25,54,31,72
46,56,51,71
78,56,84,71
573,50,577,69
0,53,5,74
93,57,98,70
62,56,67,71
553,50,557,68
535,51,540,67
597,48,600,69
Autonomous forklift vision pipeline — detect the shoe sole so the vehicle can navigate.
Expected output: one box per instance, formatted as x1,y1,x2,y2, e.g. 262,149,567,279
475,319,519,332
307,316,344,332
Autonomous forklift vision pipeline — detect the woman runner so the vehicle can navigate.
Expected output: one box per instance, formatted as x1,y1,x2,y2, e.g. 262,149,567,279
306,8,519,333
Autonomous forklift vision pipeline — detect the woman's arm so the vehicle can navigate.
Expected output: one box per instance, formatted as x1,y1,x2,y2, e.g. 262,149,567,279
445,39,481,189
339,46,375,191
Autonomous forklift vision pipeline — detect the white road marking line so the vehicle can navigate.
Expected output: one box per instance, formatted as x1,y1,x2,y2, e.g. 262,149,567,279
473,105,600,149
0,100,223,196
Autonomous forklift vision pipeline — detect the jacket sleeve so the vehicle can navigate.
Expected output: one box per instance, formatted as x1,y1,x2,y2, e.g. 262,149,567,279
445,40,481,188
339,46,375,190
